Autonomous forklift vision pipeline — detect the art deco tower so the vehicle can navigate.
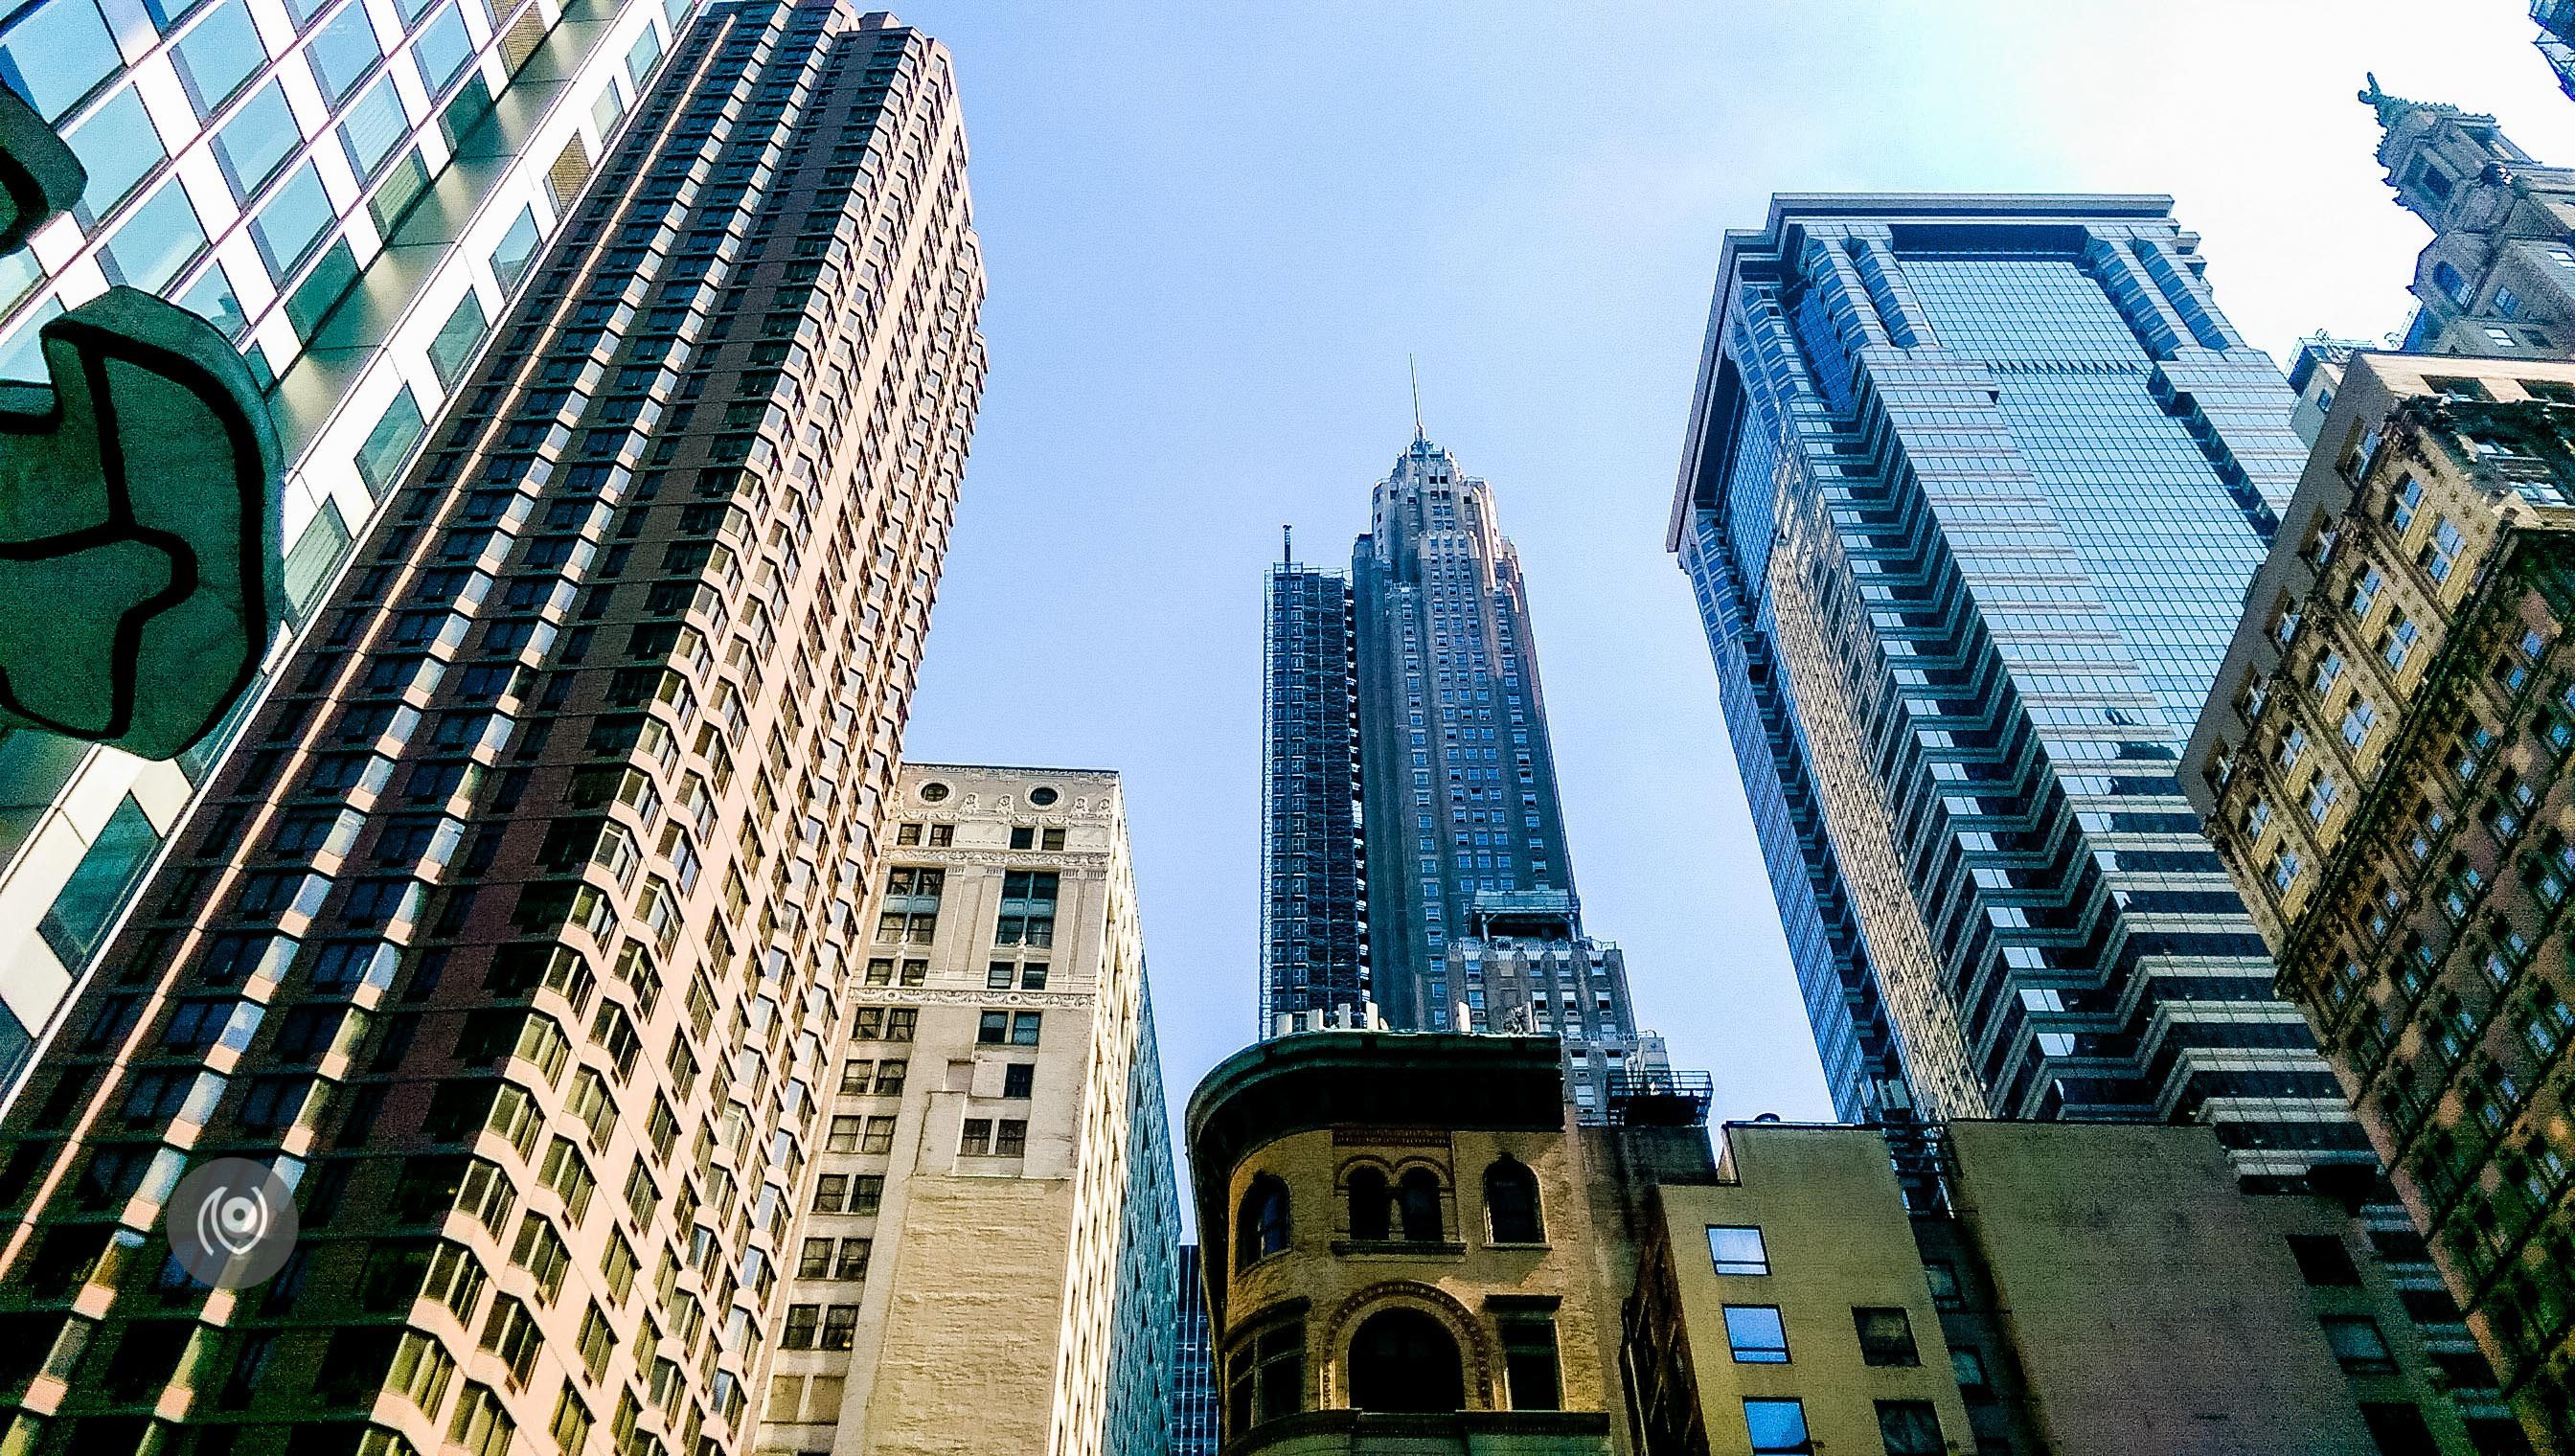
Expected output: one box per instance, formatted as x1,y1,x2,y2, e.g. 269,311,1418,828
0,4,985,1454
1265,431,1639,1115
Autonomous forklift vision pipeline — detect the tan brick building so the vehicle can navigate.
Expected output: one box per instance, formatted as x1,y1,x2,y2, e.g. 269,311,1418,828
1186,1032,1625,1455
1625,1121,2472,1456
2186,352,2575,1448
753,763,1177,1456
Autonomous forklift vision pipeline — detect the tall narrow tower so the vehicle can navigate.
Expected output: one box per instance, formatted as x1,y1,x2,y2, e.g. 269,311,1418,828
0,6,987,1454
1265,432,1639,1114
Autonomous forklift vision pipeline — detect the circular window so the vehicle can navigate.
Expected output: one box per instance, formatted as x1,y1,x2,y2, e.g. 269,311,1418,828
919,782,951,804
1028,785,1060,807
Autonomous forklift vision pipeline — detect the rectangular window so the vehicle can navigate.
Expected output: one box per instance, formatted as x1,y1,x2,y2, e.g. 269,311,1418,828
1723,1305,1789,1363
250,163,337,275
1743,1398,1811,1455
213,80,301,195
103,179,208,292
1855,1308,1919,1367
0,0,120,120
1500,1316,1560,1410
65,86,165,216
490,205,541,290
354,385,426,496
427,289,490,385
959,1117,991,1155
2323,1315,2396,1375
977,1011,1007,1045
171,0,268,113
1876,1400,1944,1456
877,865,943,944
1011,1011,1042,1047
1002,1062,1035,1099
834,1237,870,1280
850,1175,882,1216
993,1119,1026,1156
338,75,408,178
1228,1321,1303,1432
859,1117,894,1155
994,869,1059,947
307,0,382,100
2359,1402,2441,1456
1707,1225,1768,1276
2288,1235,2361,1286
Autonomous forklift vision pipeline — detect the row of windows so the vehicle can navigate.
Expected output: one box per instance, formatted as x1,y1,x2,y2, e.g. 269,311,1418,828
1235,1158,1543,1268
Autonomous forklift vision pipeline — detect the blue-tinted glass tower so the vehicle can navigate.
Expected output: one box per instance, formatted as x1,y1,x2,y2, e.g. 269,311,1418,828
1264,432,1640,1111
1667,194,2361,1178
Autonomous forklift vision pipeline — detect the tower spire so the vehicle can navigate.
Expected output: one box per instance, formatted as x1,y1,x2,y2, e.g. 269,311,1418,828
1283,523,1292,565
1409,355,1425,445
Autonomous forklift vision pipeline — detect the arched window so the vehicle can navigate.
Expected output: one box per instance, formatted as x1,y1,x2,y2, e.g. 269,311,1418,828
1398,1169,1443,1242
1238,1175,1289,1270
1484,1157,1543,1243
1348,1166,1391,1241
1348,1308,1465,1412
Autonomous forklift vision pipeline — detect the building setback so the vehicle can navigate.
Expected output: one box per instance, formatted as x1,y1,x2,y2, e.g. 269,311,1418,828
756,764,1176,1456
0,5,985,1454
2185,353,2575,1450
0,0,688,1091
1264,433,1640,1113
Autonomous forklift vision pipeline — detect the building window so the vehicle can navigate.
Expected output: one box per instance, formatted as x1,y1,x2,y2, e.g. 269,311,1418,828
1237,1175,1289,1269
1227,1319,1303,1432
1877,1400,1945,1456
995,869,1059,946
2322,1316,2397,1375
1723,1305,1789,1363
819,1306,858,1351
2359,1402,2442,1456
1743,1398,1812,1455
1011,1011,1042,1046
1397,1168,1443,1241
1500,1315,1560,1410
1348,1166,1391,1240
1951,1347,1991,1398
977,1011,1008,1044
960,1118,991,1154
1484,1157,1543,1242
877,866,943,944
860,1117,894,1154
1348,1308,1464,1413
1002,1063,1035,1098
2288,1235,2361,1286
1707,1225,1769,1276
781,1305,818,1349
1854,1308,1919,1367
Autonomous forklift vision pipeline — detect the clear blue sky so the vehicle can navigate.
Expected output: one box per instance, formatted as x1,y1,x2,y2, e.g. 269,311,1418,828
886,1,2575,1185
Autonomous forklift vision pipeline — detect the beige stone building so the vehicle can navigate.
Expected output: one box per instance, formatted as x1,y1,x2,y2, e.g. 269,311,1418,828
1624,1120,2472,1456
2185,352,2575,1448
753,763,1178,1456
1187,1031,1626,1455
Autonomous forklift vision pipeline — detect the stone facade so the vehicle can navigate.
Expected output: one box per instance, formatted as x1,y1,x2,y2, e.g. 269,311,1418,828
2186,352,2575,1448
1187,1032,1622,1456
754,763,1176,1456
2360,83,2575,360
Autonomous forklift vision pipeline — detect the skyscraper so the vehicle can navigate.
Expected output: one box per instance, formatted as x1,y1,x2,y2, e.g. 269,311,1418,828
1667,193,2520,1436
1265,431,1639,1113
2534,2,2575,104
0,4,985,1453
2360,85,2575,360
757,764,1176,1456
0,0,690,1086
1170,1244,1219,1456
1666,193,2348,1156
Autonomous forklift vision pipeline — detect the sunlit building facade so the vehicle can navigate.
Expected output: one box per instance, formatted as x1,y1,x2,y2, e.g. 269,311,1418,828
0,0,691,1087
0,5,987,1453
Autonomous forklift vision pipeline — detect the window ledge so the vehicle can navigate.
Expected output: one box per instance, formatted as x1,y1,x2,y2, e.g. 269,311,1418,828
1332,1239,1470,1259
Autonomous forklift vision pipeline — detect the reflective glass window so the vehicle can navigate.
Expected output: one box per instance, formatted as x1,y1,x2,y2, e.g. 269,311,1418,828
211,80,300,194
489,204,539,289
139,0,212,29
171,0,270,114
624,23,662,87
0,0,121,121
66,86,167,217
249,161,335,273
306,1,381,100
426,288,488,384
175,259,250,338
366,147,428,235
337,74,406,177
411,2,471,91
0,297,61,381
0,246,41,316
103,177,208,291
354,383,425,494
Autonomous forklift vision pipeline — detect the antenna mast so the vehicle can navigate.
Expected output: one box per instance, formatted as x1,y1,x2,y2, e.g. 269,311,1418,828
1409,355,1424,443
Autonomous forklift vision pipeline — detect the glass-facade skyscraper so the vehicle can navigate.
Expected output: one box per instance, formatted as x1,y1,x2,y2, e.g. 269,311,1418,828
0,0,687,1087
1668,193,2367,1162
1264,432,1637,1112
